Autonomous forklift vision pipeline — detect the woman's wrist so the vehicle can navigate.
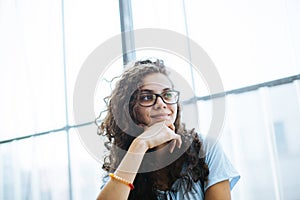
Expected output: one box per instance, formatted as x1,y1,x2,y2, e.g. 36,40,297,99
114,138,148,176
129,137,149,153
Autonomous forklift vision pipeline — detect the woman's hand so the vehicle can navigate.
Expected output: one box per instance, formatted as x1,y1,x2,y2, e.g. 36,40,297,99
136,120,182,153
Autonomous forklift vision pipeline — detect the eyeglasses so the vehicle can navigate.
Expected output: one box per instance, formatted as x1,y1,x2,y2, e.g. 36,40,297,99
137,90,180,107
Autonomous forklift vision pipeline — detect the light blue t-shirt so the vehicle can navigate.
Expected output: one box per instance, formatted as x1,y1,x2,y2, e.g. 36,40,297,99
155,140,240,199
100,140,240,200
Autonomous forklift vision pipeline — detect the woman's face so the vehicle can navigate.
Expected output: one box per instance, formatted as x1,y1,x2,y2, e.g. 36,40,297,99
133,73,178,127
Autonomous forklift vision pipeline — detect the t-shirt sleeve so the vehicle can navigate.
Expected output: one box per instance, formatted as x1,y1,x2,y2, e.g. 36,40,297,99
203,139,240,192
100,174,109,190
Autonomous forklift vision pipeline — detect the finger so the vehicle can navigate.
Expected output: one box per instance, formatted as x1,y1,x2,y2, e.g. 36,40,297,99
169,140,176,153
165,124,181,149
175,134,182,149
168,132,182,152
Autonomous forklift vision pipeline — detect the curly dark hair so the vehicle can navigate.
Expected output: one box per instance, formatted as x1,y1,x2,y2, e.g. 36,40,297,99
97,59,209,199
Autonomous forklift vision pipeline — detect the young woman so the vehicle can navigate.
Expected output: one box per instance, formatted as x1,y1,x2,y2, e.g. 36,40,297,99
96,59,239,200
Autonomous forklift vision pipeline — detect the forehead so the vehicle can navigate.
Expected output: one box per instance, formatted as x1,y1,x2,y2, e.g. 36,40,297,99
140,73,172,91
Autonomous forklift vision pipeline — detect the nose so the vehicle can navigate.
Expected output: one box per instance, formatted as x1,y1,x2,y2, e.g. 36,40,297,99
153,96,167,109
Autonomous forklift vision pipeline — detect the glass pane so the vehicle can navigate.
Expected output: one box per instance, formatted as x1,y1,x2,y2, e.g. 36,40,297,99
197,83,300,199
69,128,103,200
64,0,121,126
268,82,300,199
218,91,278,199
94,57,124,122
132,0,186,34
0,0,66,140
0,132,69,200
285,0,300,68
184,0,300,90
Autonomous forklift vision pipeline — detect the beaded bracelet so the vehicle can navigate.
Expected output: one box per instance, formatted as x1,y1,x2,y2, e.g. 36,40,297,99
109,173,134,190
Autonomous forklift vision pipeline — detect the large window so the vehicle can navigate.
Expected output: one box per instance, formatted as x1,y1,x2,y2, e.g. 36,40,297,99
1,0,300,199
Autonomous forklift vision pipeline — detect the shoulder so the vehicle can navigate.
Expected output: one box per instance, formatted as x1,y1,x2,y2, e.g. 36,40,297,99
201,137,240,191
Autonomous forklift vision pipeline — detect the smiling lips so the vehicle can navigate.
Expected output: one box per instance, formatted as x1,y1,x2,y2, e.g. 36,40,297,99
150,113,171,120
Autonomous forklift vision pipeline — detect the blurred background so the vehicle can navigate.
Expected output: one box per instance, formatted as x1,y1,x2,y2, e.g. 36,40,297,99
0,0,300,199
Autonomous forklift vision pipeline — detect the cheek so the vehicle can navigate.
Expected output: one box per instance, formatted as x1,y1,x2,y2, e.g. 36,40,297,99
170,104,177,115
133,106,150,124
170,105,178,121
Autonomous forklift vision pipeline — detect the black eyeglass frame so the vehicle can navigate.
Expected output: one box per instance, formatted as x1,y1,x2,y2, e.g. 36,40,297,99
137,90,180,107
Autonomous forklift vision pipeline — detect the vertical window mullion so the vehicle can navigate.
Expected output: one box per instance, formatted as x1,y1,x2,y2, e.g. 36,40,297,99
119,0,136,66
60,0,73,199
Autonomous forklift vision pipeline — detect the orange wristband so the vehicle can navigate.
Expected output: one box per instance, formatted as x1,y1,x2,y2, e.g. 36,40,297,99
109,173,134,190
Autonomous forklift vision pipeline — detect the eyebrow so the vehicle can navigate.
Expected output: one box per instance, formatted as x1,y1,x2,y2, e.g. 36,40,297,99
140,88,172,93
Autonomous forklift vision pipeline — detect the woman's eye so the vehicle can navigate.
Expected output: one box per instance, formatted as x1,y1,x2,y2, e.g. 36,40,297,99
164,92,174,99
140,94,154,101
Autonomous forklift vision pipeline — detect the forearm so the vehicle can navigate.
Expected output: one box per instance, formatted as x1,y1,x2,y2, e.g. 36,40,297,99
97,139,148,200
